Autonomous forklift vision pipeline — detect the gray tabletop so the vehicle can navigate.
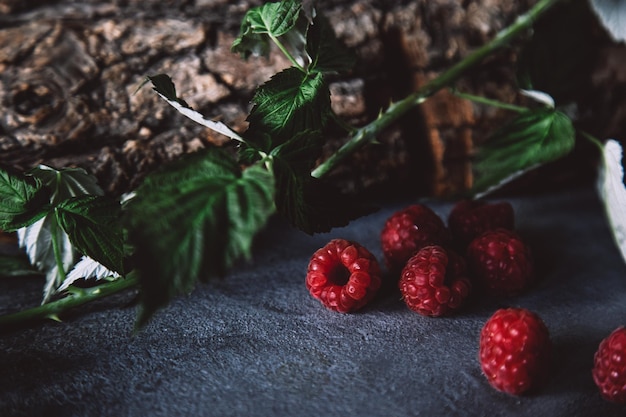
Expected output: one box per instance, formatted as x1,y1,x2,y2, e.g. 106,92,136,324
1,185,626,417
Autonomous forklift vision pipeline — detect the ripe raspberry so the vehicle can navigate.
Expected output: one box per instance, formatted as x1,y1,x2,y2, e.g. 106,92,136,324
479,308,552,395
380,204,449,273
448,199,514,247
466,229,533,297
592,326,626,403
306,238,382,313
398,245,471,317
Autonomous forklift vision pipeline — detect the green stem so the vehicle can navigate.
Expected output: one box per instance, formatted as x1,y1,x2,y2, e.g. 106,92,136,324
311,0,565,178
270,34,306,72
0,275,139,330
580,130,604,152
450,89,529,113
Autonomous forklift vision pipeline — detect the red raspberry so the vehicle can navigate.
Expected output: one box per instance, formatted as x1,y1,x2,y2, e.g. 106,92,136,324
466,228,533,297
592,326,626,403
448,199,514,247
479,308,552,395
306,238,382,313
398,245,471,317
380,204,449,273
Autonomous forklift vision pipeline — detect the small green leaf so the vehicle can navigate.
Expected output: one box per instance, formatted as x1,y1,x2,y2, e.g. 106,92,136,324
306,13,355,74
29,165,104,204
141,74,189,107
55,195,125,275
271,131,375,233
0,168,49,231
124,148,275,327
139,74,244,142
18,214,75,303
232,0,301,58
247,67,330,145
472,108,576,196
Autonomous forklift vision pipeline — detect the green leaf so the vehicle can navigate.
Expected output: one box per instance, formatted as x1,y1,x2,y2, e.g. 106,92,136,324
55,195,125,275
306,13,355,74
18,214,75,303
29,165,104,204
124,148,275,327
0,168,49,231
271,131,375,233
472,108,576,196
138,74,244,141
232,0,302,59
247,67,330,146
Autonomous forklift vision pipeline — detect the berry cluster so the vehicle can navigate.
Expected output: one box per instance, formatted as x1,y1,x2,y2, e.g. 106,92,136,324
304,199,626,402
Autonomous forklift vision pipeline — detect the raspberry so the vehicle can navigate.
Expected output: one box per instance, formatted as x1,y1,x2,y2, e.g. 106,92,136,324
448,199,514,247
592,326,626,403
380,204,449,273
466,228,533,297
306,238,382,313
398,245,471,317
479,308,552,395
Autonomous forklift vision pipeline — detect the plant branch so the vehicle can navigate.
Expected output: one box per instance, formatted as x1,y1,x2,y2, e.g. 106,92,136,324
311,0,565,178
0,275,139,330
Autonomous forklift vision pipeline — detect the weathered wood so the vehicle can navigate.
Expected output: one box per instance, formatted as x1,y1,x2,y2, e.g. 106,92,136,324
0,0,622,198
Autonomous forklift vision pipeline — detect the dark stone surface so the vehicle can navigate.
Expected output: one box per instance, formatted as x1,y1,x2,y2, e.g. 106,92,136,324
1,184,626,416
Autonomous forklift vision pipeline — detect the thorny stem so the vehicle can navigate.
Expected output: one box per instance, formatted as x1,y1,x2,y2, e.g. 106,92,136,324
311,0,566,178
0,275,139,331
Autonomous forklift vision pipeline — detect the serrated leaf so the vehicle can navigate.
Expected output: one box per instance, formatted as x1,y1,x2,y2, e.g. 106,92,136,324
140,74,244,142
232,0,302,58
29,165,104,204
472,108,575,196
17,215,75,303
597,139,626,265
58,256,121,291
271,131,375,233
590,0,626,43
306,13,355,74
124,148,275,327
0,168,49,231
247,67,330,146
55,195,125,275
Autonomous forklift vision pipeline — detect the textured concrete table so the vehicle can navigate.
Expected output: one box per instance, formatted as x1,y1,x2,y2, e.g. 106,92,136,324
1,185,626,416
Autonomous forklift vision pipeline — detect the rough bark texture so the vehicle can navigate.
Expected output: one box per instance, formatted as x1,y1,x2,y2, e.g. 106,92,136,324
0,0,624,198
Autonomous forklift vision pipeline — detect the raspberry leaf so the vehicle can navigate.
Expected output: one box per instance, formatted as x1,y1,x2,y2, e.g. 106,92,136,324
58,256,121,292
138,74,244,142
18,215,75,303
29,165,104,204
247,67,331,146
124,148,275,327
306,13,355,74
231,0,302,59
472,107,575,196
0,168,49,232
597,139,626,266
270,130,375,234
55,195,125,275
